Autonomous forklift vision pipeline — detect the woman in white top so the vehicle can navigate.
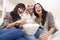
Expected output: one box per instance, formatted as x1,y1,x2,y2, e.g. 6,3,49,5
21,3,37,40
21,3,36,24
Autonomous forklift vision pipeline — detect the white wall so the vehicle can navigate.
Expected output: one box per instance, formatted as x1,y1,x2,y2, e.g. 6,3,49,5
4,0,35,12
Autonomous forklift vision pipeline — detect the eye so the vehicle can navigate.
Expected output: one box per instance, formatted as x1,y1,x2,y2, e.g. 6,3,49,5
28,6,30,7
31,5,33,7
35,6,37,9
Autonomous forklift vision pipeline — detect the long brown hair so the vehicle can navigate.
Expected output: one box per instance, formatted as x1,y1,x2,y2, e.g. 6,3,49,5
10,3,25,22
33,3,47,26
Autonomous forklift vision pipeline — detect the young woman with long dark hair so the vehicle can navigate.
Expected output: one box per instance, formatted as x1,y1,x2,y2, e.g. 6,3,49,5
0,3,26,40
33,3,57,40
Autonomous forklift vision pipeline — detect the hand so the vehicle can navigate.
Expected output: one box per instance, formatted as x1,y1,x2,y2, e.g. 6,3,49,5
20,19,26,25
38,32,50,40
17,20,26,28
16,20,21,24
16,20,26,24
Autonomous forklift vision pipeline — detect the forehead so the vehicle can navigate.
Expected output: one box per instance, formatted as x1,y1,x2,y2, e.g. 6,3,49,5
19,7,25,10
35,4,40,7
26,3,33,7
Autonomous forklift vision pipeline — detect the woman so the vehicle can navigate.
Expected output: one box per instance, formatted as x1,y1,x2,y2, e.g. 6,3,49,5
20,3,36,40
33,3,57,40
0,3,26,40
21,3,36,23
21,3,43,40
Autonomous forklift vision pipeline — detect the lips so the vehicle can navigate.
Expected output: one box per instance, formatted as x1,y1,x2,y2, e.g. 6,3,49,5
28,9,33,12
38,10,41,12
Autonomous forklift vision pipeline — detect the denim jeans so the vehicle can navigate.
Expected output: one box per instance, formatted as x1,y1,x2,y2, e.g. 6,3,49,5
0,28,43,40
0,28,25,40
34,28,43,38
25,35,36,40
17,35,36,40
16,38,25,40
17,28,43,40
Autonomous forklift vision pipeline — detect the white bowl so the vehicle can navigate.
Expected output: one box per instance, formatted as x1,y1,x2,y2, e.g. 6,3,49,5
23,24,40,35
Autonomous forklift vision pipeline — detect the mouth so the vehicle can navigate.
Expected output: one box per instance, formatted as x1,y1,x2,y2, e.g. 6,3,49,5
28,9,33,12
38,10,41,12
29,9,33,11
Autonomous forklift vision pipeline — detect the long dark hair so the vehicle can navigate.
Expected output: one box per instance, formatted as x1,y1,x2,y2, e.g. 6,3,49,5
10,3,25,22
33,3,47,26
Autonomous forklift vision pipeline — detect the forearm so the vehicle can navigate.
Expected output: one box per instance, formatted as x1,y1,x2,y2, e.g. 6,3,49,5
48,27,55,35
6,21,17,28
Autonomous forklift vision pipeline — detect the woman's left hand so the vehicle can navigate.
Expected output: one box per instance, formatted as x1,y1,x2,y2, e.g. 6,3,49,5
38,32,51,40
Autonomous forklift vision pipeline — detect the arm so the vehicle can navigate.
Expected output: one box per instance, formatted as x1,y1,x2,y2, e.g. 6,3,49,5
1,13,26,29
1,13,20,28
6,21,17,28
39,12,57,40
48,12,57,34
6,19,26,29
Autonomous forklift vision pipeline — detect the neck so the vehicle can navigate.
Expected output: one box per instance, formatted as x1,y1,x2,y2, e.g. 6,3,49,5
39,13,42,18
29,12,33,17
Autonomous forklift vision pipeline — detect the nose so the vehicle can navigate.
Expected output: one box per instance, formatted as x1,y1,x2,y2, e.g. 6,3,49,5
20,9,24,12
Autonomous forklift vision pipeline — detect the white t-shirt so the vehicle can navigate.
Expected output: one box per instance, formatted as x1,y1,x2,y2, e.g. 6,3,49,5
21,12,36,24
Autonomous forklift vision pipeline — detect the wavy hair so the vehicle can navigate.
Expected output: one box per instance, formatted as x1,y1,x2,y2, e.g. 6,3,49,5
10,3,25,22
33,3,47,25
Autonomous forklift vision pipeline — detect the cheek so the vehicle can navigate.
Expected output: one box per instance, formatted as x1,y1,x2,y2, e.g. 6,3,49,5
19,9,24,13
18,8,21,12
35,9,38,13
19,10,22,13
30,6,33,9
27,7,29,11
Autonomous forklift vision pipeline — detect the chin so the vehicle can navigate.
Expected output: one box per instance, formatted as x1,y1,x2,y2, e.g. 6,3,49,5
30,11,33,13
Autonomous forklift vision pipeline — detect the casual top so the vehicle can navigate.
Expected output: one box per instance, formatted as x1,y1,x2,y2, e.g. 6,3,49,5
0,12,36,28
0,13,21,28
21,12,36,24
35,12,58,34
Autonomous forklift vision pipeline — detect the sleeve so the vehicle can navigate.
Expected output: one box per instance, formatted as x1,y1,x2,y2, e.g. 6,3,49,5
0,13,13,28
48,12,58,34
21,13,27,20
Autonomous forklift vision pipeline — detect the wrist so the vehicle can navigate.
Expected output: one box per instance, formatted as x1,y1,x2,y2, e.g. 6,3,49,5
46,32,51,36
15,21,20,26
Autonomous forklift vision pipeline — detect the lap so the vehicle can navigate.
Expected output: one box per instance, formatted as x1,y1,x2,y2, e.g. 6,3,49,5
0,28,25,40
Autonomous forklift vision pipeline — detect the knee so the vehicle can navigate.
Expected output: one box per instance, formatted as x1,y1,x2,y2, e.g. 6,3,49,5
34,29,43,38
16,29,25,34
12,29,25,37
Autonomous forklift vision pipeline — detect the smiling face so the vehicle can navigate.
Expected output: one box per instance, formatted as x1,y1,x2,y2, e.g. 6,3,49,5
35,4,42,15
26,3,34,13
18,7,24,14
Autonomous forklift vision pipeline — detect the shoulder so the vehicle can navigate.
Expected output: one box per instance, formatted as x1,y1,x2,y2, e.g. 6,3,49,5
21,12,28,19
5,12,11,17
47,11,53,17
46,11,54,20
23,12,28,15
4,12,12,19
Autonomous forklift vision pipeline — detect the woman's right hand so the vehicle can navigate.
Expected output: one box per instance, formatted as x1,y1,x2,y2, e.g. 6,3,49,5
16,20,26,28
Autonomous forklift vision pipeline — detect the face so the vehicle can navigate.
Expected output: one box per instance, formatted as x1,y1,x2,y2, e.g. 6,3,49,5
27,3,34,13
18,8,24,14
35,4,42,15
